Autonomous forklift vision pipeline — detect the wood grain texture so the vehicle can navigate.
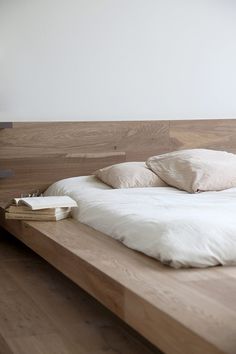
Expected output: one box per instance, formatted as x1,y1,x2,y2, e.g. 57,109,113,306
169,119,236,152
0,152,125,201
0,121,169,201
2,119,236,201
0,121,169,159
0,229,161,354
1,211,236,354
2,119,236,354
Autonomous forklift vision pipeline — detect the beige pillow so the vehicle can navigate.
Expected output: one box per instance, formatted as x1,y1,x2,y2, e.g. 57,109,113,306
94,162,167,188
146,149,236,193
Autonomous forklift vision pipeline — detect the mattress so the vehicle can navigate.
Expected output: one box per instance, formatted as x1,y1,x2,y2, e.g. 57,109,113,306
45,176,236,268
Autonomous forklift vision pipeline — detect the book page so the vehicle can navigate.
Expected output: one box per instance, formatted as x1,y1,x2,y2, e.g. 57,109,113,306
13,196,77,210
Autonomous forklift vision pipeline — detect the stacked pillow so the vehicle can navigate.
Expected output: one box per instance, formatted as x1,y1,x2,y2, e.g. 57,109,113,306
95,149,236,193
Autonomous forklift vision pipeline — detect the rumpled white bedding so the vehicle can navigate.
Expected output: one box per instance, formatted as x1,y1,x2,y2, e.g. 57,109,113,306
45,176,236,268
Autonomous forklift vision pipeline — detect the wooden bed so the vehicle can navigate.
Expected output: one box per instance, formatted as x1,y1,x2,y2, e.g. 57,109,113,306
1,120,236,354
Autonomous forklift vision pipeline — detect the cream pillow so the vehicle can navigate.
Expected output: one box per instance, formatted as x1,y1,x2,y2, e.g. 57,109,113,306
94,162,167,188
146,149,236,193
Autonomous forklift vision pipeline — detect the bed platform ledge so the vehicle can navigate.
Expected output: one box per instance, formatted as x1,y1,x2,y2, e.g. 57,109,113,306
0,206,235,354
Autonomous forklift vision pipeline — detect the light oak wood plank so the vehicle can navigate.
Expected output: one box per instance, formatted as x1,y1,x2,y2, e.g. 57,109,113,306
189,276,236,312
1,121,169,160
0,287,55,338
2,119,236,354
6,333,73,354
170,119,236,152
0,153,126,201
3,119,236,201
0,230,160,354
1,215,236,354
0,121,169,200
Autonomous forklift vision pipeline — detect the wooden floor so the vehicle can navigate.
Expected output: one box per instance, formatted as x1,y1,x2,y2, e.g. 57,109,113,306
0,228,162,354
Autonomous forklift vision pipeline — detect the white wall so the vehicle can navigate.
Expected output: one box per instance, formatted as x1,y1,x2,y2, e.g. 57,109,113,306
1,0,236,121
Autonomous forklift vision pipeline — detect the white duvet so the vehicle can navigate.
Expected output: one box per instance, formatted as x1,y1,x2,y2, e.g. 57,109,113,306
45,176,236,268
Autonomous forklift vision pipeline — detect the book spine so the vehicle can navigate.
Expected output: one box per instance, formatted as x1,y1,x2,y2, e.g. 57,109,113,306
6,207,70,215
5,213,56,221
5,212,70,221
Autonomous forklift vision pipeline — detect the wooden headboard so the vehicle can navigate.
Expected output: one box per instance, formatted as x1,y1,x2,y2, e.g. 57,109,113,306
1,119,236,201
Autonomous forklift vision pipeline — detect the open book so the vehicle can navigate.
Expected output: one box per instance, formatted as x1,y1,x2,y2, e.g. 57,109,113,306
12,196,77,210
